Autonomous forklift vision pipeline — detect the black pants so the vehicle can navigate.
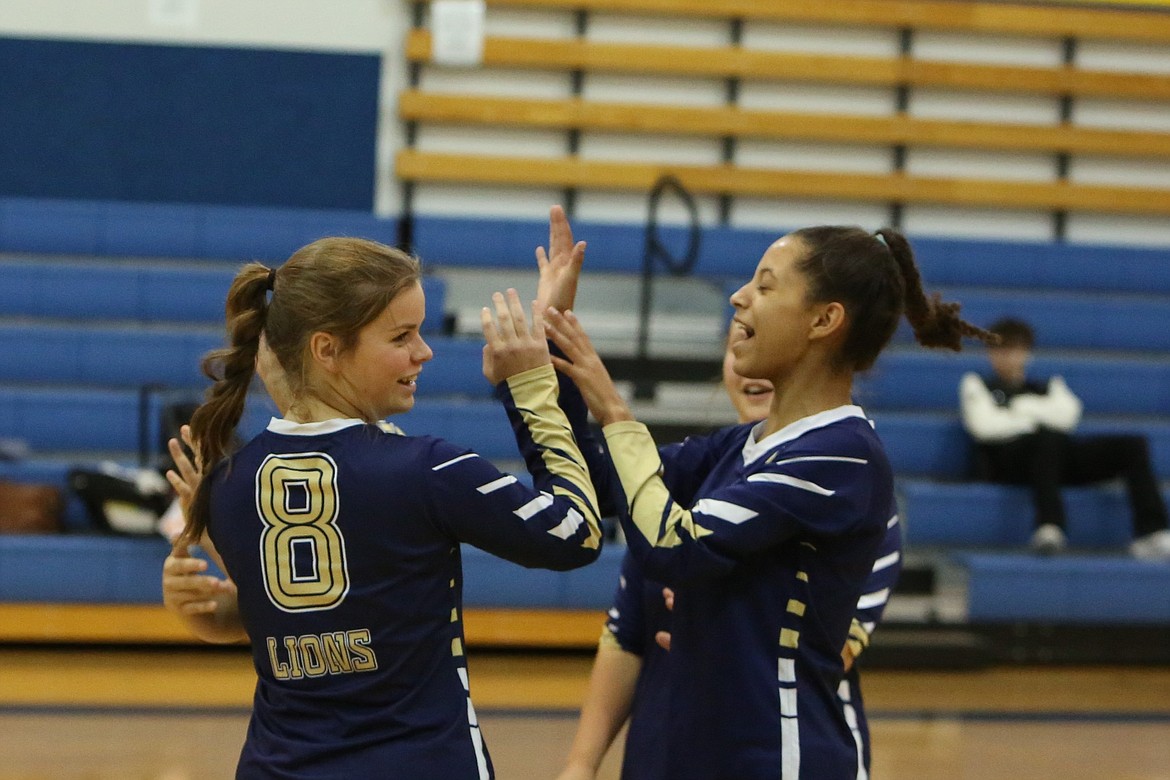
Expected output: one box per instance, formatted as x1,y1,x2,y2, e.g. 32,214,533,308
977,429,1168,538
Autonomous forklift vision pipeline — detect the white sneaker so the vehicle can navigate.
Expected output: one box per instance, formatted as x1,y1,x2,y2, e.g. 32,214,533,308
1030,524,1067,555
1130,529,1170,561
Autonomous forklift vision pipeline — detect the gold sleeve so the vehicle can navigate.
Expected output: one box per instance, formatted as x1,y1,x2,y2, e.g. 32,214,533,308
846,617,871,660
601,420,712,549
505,364,602,550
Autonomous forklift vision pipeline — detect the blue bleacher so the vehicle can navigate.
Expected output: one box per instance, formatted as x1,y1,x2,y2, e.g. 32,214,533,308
412,213,1170,294
892,287,1170,352
0,534,173,602
0,325,473,391
897,481,1168,549
858,349,1170,416
4,200,1170,624
0,323,220,387
462,544,623,609
0,257,447,331
959,553,1170,623
0,197,398,260
873,413,1170,480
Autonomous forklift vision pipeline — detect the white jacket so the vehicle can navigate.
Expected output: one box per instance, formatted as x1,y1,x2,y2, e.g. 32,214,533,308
959,372,1082,443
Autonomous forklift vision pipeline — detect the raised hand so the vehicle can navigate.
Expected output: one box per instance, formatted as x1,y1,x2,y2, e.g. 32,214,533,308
481,288,551,385
535,205,587,313
543,307,632,427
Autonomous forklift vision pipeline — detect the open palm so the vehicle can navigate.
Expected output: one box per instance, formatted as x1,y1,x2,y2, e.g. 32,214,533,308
535,205,586,313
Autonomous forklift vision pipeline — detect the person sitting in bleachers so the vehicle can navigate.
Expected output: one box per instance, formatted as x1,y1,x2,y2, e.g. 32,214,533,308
960,317,1170,559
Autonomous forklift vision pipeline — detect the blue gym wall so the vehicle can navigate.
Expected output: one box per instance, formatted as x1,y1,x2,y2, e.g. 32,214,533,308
0,37,379,210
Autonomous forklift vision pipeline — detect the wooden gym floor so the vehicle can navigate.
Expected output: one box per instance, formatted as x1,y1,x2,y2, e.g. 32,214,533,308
2,646,1169,779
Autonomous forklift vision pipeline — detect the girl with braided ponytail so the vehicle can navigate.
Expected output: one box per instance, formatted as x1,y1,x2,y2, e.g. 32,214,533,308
162,230,606,779
546,224,994,780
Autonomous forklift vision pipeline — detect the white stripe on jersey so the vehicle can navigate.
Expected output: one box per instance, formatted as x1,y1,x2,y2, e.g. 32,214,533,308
477,475,518,494
514,493,554,520
432,453,479,471
888,514,900,528
781,701,800,780
856,587,891,610
746,471,836,496
779,687,798,717
468,703,490,780
457,665,491,780
771,455,868,467
779,659,800,779
837,679,869,780
872,550,901,573
547,508,585,540
692,498,758,525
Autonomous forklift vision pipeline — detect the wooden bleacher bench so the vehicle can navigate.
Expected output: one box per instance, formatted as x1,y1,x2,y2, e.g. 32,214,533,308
475,0,1170,44
404,29,1170,102
399,0,1170,219
398,91,1170,160
397,149,1170,216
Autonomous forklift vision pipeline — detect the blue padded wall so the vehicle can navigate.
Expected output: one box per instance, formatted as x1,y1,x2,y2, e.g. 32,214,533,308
0,38,379,210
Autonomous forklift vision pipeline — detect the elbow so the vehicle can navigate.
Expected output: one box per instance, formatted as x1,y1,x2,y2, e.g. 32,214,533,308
516,538,603,572
546,543,603,572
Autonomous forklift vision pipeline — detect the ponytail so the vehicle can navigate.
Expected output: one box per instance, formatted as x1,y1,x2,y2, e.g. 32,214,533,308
179,263,272,547
875,228,998,352
791,225,997,372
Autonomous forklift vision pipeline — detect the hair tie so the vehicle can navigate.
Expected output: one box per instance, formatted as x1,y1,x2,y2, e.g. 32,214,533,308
265,268,277,292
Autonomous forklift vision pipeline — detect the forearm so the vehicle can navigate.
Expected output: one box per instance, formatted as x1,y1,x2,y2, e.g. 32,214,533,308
961,377,1035,441
1025,378,1082,431
499,364,603,550
170,593,248,644
602,421,697,548
551,345,620,516
563,638,643,775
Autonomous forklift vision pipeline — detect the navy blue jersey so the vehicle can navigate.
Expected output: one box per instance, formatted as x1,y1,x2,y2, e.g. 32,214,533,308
603,405,893,780
604,551,672,780
207,365,602,779
840,508,902,778
607,493,902,779
610,517,902,780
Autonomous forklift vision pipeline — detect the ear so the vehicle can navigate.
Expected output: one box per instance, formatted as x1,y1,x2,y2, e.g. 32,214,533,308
308,331,342,374
809,301,847,342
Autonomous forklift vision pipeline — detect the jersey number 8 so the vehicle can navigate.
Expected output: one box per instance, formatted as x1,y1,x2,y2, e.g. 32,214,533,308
256,453,350,612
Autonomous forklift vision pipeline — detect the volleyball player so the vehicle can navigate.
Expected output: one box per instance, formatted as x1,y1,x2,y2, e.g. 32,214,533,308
557,324,903,780
162,231,603,779
546,226,993,779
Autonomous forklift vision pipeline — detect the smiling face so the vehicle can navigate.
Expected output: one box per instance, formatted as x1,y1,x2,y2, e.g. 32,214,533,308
727,235,822,386
332,281,433,419
722,327,774,423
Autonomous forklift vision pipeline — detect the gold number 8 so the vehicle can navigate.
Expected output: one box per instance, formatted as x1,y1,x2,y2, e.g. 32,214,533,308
257,453,349,612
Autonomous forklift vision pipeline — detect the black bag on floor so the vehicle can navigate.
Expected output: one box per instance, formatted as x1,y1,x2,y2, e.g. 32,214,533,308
68,465,173,535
